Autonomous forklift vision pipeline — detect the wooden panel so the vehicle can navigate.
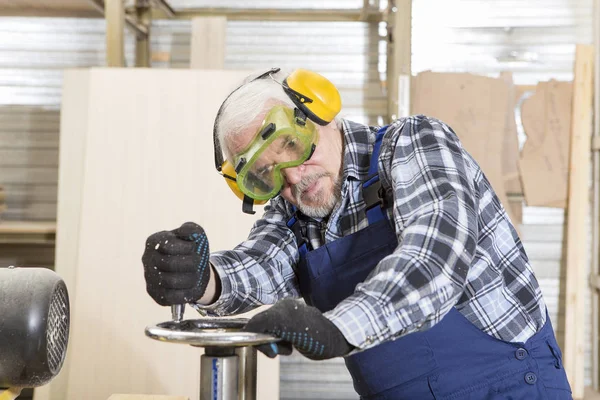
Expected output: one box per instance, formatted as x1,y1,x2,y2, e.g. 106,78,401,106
40,68,279,400
105,0,125,67
564,44,594,400
519,80,573,208
33,70,91,400
190,17,227,69
411,71,516,223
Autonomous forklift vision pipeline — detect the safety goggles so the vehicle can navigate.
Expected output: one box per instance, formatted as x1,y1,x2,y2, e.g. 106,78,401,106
233,105,318,201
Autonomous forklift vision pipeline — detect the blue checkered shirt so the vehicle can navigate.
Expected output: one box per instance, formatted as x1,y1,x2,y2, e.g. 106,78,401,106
202,115,547,349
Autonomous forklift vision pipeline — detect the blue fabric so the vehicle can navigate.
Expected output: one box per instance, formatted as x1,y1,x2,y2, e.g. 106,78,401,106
363,126,387,224
293,126,572,399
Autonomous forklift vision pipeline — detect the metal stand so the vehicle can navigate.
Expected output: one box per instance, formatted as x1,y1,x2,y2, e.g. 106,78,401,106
145,318,278,400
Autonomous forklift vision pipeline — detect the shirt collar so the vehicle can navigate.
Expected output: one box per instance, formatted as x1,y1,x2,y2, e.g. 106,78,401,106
340,118,380,183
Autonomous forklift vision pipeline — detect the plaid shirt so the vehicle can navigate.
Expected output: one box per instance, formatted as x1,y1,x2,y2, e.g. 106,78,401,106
203,115,547,349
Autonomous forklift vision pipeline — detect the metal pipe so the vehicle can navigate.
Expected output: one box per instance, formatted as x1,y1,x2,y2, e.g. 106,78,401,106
235,347,257,400
201,347,239,400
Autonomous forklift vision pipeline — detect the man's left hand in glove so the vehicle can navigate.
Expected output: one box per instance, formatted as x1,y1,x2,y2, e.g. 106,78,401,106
243,298,354,360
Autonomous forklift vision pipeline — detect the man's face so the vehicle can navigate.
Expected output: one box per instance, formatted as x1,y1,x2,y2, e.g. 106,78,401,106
228,112,344,218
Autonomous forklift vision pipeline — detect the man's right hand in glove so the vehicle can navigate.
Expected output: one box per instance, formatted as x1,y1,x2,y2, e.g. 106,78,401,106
142,221,218,306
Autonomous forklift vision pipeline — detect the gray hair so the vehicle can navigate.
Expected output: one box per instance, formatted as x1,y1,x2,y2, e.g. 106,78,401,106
215,68,296,163
215,68,345,162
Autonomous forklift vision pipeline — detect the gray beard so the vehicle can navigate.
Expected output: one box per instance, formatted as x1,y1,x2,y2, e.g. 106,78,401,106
292,172,342,218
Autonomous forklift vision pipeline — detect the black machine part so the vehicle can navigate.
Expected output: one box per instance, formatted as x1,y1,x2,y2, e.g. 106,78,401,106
0,267,70,388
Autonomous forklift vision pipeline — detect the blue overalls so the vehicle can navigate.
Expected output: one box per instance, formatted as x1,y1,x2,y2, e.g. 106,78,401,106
288,127,572,399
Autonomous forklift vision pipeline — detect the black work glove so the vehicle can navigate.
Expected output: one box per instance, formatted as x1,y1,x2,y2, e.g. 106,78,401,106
243,298,354,360
142,222,211,306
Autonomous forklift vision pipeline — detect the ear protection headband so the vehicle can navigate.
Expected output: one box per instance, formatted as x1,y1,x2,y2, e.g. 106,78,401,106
213,67,342,214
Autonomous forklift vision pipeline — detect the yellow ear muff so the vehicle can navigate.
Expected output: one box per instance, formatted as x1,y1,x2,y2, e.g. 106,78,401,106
283,69,342,126
221,161,267,205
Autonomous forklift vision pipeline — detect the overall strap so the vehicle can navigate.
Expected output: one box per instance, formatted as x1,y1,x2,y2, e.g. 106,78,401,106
287,205,310,257
363,126,389,224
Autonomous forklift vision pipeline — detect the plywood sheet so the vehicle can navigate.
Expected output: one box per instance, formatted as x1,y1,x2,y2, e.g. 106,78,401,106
190,17,227,69
563,44,594,400
41,69,279,400
412,71,514,222
518,80,573,208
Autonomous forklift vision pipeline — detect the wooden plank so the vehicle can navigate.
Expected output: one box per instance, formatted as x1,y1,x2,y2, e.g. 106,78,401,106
190,17,227,69
519,80,573,208
40,69,279,400
0,221,55,243
134,1,152,68
411,71,514,222
106,0,125,67
0,0,98,12
564,44,594,400
0,0,100,17
386,0,411,121
0,220,55,234
592,0,600,390
33,69,92,400
154,7,383,22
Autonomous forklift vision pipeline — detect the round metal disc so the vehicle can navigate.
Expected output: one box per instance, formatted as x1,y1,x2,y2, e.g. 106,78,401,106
145,318,280,347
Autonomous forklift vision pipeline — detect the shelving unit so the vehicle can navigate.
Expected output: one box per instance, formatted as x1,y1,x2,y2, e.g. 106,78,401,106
0,221,55,244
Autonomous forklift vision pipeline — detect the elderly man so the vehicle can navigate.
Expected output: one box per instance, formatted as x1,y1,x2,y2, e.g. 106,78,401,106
142,68,571,399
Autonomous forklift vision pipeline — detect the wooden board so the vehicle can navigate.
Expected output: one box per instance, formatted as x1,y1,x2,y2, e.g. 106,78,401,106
0,221,56,244
190,17,227,70
0,220,55,234
411,71,515,223
563,44,594,400
518,80,573,208
35,69,279,400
